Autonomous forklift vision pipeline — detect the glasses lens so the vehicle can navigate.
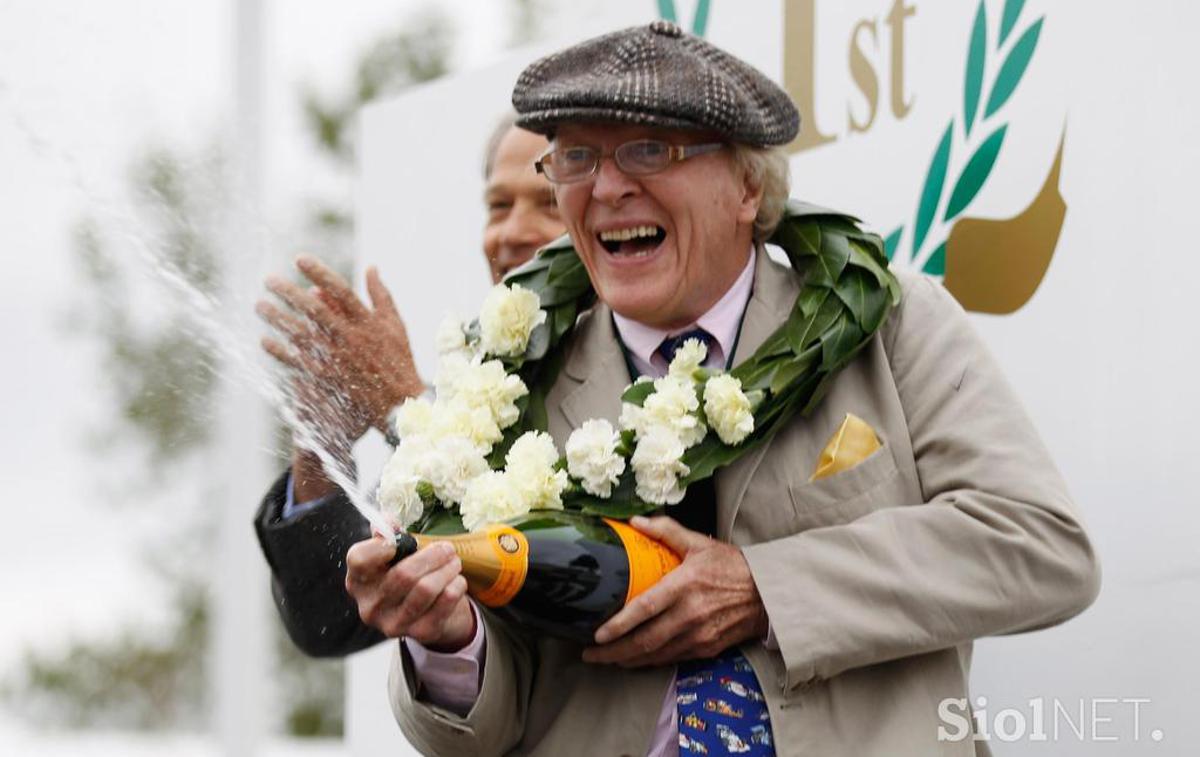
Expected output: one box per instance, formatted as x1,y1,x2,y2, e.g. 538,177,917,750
543,146,596,182
615,140,670,174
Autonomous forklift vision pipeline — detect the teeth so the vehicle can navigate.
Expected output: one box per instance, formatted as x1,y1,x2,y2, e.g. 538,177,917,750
598,225,659,242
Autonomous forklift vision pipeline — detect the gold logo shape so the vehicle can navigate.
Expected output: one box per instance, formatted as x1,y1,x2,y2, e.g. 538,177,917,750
943,130,1066,314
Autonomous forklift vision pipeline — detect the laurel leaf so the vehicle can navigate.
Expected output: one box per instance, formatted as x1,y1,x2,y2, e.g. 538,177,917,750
964,0,987,137
691,0,711,36
620,379,656,407
945,124,1008,221
820,317,865,371
999,0,1026,48
808,229,852,288
788,290,841,354
656,0,676,24
986,17,1043,118
913,122,954,255
883,226,903,261
923,242,947,276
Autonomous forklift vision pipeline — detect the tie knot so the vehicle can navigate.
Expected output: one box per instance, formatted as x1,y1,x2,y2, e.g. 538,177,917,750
657,328,713,365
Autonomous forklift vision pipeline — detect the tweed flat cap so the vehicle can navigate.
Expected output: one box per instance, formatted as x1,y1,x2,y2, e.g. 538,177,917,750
512,20,799,147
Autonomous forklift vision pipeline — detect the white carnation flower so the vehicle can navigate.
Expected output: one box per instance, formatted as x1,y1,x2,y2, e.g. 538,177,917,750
434,352,472,400
376,447,426,529
423,435,490,505
668,338,708,378
566,419,626,497
505,431,569,510
460,471,529,532
429,397,502,452
479,283,547,357
435,313,469,356
703,374,755,445
641,375,706,447
619,401,645,434
454,358,528,430
630,427,690,505
392,396,434,439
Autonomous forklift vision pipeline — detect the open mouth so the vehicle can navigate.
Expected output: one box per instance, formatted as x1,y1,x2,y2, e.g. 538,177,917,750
597,225,667,257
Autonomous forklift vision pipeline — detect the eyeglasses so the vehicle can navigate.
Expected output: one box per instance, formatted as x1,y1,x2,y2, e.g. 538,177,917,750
534,139,725,184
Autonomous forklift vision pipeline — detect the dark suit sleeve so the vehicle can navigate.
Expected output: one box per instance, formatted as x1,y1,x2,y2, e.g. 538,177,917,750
254,470,384,657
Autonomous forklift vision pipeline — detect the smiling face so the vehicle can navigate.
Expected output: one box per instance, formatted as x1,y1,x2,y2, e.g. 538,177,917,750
483,127,564,282
552,123,761,330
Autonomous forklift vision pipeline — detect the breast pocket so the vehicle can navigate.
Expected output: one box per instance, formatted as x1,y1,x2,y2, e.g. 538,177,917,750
786,443,901,530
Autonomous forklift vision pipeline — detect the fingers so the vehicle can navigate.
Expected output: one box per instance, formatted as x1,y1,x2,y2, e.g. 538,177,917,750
592,567,686,645
405,575,469,641
345,535,401,586
297,255,369,320
365,266,400,319
346,540,465,638
630,515,711,555
256,298,310,341
265,274,338,332
386,547,462,621
584,604,688,667
260,336,300,369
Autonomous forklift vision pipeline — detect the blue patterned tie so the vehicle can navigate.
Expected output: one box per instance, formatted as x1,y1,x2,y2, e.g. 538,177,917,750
676,650,774,754
657,328,714,367
659,328,774,753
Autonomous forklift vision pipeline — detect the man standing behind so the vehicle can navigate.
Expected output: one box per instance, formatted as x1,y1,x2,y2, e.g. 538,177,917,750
344,22,1100,756
253,114,564,658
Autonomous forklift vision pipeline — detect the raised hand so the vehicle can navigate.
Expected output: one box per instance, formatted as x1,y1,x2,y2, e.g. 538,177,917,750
257,255,425,447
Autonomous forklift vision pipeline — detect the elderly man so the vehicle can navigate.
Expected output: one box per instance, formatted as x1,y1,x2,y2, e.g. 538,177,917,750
345,22,1099,756
253,113,563,657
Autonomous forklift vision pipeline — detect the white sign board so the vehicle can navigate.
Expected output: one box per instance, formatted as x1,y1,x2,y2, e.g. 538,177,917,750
352,2,1200,753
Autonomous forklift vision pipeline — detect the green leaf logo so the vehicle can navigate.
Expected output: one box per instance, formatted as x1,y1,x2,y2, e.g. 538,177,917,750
898,1,1046,276
964,1,987,137
656,0,711,36
998,0,1027,47
913,122,954,255
985,17,1043,118
945,124,1007,221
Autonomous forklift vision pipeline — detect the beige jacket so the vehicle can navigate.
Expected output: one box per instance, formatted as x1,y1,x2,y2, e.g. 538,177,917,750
388,252,1101,756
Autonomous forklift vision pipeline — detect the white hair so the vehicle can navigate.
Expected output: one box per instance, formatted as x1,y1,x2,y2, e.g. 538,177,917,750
729,143,791,242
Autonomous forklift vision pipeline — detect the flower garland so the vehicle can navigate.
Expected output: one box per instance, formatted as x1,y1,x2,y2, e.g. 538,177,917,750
379,200,902,534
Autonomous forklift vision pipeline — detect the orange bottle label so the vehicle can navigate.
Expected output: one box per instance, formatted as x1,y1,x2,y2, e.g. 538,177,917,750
413,525,529,608
603,518,682,605
473,525,529,607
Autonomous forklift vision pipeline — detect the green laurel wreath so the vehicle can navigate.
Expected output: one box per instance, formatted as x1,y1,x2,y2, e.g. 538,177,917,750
413,200,899,529
886,0,1045,274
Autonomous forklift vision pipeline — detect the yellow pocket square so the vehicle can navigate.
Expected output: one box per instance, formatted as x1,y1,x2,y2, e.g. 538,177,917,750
810,413,882,482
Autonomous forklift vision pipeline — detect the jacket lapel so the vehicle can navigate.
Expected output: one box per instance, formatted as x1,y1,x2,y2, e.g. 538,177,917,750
553,303,632,438
716,249,798,540
550,251,799,541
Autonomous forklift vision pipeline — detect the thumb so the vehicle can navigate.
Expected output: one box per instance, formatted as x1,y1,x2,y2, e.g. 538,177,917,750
629,515,711,555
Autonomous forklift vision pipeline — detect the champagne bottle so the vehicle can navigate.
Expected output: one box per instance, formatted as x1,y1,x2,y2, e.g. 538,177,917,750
392,511,681,644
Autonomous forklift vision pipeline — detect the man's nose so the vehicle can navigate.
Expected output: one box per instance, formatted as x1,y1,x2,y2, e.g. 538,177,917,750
591,155,640,205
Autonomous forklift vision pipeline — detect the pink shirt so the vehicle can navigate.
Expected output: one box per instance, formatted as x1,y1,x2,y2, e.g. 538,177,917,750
406,248,758,755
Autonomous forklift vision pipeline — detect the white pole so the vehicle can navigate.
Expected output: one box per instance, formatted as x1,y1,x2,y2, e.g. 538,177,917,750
214,0,271,754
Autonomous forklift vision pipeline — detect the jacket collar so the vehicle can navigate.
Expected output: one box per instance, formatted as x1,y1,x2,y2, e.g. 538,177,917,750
558,247,799,538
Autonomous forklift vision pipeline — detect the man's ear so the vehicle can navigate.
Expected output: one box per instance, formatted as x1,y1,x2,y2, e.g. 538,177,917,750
736,173,765,226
